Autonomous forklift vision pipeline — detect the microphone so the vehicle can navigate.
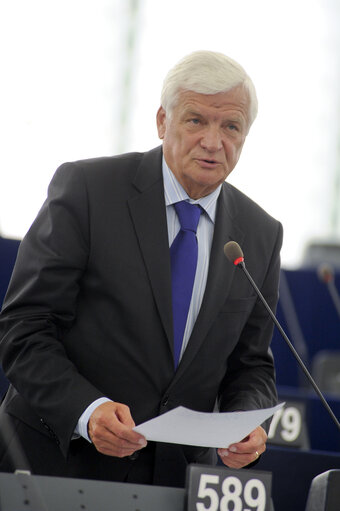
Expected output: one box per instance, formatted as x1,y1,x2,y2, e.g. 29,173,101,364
317,263,340,320
223,241,340,432
0,413,49,509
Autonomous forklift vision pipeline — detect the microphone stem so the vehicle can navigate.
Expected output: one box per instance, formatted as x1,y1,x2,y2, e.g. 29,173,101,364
328,281,340,319
239,261,340,433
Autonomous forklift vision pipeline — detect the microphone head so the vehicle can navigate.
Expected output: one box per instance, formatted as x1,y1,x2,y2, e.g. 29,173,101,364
224,241,244,266
317,263,334,284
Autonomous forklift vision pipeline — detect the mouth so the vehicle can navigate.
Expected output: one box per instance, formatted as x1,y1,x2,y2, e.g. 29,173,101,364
195,158,221,169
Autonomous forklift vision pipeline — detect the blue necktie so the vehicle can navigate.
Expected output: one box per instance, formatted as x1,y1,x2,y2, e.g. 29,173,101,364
170,201,201,368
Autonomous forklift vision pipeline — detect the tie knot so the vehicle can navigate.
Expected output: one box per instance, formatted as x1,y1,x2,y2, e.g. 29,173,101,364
174,201,201,234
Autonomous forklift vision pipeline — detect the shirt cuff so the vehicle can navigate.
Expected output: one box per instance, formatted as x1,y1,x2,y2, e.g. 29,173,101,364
74,397,112,443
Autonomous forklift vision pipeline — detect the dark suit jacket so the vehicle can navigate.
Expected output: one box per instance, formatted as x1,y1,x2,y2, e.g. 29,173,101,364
0,146,282,486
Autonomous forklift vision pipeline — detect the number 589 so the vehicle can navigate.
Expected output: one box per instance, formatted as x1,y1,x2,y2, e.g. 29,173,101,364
196,473,266,511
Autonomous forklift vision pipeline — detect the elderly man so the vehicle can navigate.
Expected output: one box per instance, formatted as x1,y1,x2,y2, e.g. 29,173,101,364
0,50,282,487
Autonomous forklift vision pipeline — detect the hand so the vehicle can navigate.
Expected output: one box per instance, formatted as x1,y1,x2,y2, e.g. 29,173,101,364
88,401,147,458
217,426,267,469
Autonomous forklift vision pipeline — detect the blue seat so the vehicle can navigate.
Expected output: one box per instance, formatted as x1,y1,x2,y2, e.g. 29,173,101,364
0,235,21,397
0,235,20,307
272,268,340,389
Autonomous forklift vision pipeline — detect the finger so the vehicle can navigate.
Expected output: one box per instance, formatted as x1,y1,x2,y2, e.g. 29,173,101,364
91,423,146,457
218,442,266,458
88,402,147,456
94,422,146,452
92,435,143,457
115,403,136,429
226,426,267,455
109,410,145,445
89,401,140,442
218,449,261,469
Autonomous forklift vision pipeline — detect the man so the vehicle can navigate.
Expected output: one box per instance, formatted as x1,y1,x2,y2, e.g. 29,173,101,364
0,50,282,487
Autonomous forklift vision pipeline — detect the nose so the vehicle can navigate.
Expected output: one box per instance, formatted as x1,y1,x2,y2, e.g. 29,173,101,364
200,126,223,152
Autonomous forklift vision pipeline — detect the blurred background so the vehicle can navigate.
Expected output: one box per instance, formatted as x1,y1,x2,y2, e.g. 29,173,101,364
0,0,339,268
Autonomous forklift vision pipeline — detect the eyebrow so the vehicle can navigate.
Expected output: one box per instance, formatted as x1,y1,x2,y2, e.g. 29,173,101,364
184,109,244,124
183,109,204,117
181,103,247,126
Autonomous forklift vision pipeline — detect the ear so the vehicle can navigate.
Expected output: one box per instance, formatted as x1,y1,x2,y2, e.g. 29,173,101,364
156,106,167,139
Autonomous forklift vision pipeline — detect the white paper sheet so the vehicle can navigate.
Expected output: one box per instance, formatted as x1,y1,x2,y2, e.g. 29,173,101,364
134,403,285,448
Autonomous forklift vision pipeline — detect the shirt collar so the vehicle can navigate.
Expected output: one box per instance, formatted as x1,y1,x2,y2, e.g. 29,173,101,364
162,156,221,224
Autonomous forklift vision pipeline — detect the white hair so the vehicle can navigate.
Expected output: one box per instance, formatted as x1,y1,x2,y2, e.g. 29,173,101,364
161,50,258,126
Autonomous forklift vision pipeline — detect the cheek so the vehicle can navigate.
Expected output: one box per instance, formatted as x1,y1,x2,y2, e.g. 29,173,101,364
225,140,244,161
174,139,197,162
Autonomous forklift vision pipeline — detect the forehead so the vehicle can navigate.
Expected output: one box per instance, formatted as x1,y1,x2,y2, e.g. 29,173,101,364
174,87,250,120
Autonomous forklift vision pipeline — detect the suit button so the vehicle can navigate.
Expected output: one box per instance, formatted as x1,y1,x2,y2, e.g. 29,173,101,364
40,418,50,431
128,452,139,461
161,395,169,406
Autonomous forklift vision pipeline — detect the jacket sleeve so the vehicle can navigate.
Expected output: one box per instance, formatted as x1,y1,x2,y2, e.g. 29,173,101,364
0,163,106,455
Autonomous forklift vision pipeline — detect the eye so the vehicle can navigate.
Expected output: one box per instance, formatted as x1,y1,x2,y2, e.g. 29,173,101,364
222,121,240,132
189,118,201,125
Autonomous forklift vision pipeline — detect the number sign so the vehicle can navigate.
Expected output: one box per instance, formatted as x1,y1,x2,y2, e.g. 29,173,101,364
186,464,272,511
267,400,308,448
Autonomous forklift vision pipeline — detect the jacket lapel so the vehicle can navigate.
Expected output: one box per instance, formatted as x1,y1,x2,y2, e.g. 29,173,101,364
128,151,247,377
127,147,174,356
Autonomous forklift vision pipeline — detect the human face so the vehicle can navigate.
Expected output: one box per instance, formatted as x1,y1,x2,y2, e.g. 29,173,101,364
156,87,250,199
